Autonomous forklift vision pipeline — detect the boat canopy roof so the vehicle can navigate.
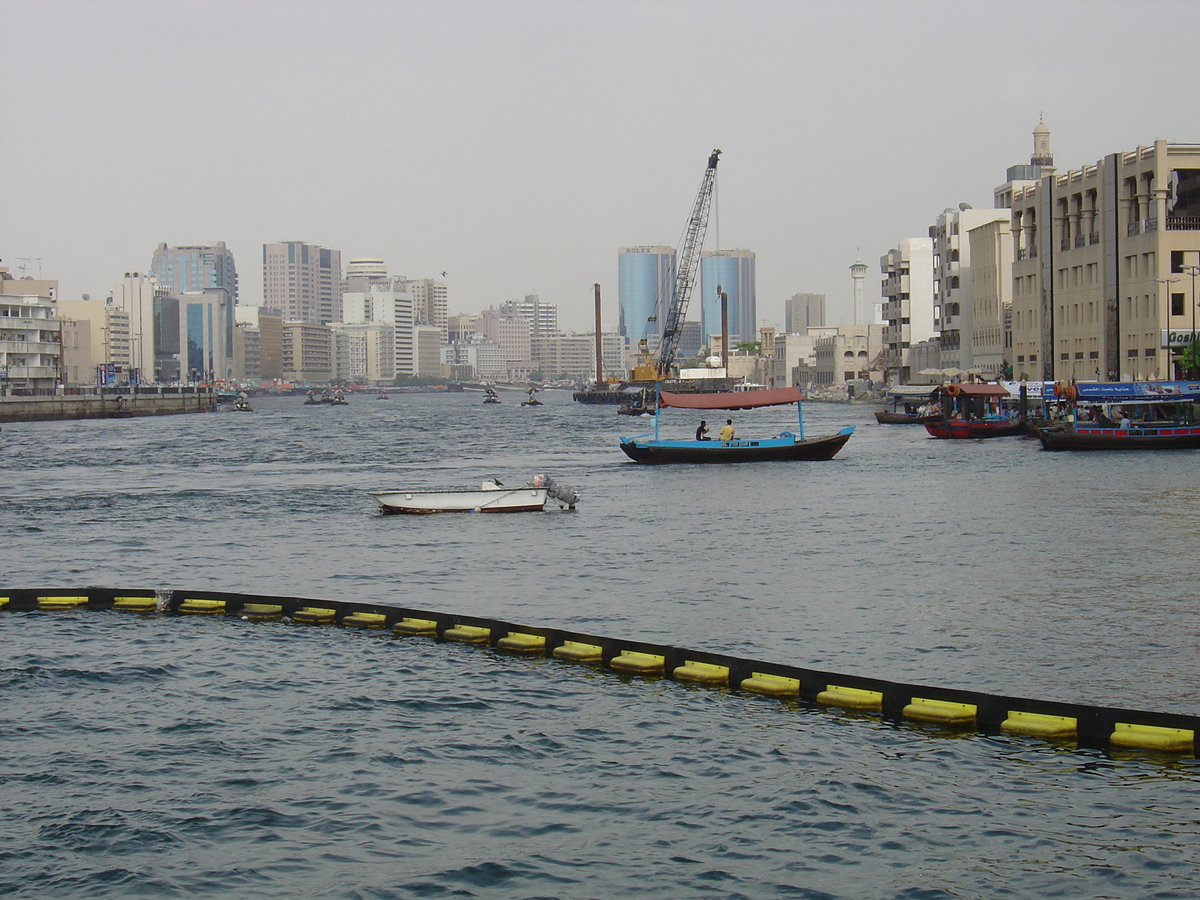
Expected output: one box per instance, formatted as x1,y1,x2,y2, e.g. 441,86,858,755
942,383,1010,398
659,386,804,410
887,385,938,399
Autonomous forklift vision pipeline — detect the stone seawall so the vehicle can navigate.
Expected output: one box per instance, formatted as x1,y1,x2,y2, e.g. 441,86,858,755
0,389,217,423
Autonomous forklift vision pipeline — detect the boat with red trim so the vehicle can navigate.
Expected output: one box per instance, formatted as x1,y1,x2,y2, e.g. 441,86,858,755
923,383,1025,439
1033,380,1200,450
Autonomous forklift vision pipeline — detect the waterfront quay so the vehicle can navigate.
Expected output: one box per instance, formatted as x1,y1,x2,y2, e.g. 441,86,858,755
0,385,216,423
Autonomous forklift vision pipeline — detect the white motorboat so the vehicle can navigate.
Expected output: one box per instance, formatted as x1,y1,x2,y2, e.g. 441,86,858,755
370,475,578,514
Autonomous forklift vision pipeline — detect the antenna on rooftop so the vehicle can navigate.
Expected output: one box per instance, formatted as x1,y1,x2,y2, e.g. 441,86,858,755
16,257,42,279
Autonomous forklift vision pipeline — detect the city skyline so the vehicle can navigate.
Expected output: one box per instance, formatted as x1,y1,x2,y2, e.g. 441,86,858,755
3,0,1198,334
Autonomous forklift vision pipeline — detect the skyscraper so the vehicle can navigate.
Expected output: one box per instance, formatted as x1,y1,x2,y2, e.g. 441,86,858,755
263,241,343,324
150,242,238,303
699,249,756,345
618,246,675,350
785,293,826,332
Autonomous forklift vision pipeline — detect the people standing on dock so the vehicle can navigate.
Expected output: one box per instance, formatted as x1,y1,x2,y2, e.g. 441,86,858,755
695,420,709,440
719,419,735,441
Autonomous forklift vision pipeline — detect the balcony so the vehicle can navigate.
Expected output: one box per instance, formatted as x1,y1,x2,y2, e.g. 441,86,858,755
1166,215,1200,231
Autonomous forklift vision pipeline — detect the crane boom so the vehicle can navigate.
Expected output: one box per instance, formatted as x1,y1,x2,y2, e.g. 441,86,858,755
655,148,720,378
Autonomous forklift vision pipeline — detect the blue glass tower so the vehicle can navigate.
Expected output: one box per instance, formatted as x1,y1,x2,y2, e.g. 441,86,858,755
618,246,675,350
700,250,756,346
151,241,239,303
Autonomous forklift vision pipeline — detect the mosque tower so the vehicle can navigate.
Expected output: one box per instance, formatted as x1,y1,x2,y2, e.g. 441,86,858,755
1030,116,1054,169
849,252,868,325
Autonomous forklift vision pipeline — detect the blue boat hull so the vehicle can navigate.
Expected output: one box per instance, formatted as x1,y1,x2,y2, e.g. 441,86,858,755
619,428,854,464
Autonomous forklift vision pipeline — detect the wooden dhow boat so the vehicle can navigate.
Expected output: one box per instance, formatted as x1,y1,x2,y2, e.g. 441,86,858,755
619,386,854,464
923,383,1024,439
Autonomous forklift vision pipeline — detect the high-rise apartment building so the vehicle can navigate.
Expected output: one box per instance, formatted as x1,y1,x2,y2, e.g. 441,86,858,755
109,272,179,384
879,239,935,381
344,257,390,293
397,277,447,340
263,241,343,325
699,249,756,345
499,294,558,337
151,242,238,303
784,293,826,332
475,309,532,365
281,321,333,382
235,307,284,381
618,246,675,349
341,284,414,377
929,207,1010,372
1,266,60,391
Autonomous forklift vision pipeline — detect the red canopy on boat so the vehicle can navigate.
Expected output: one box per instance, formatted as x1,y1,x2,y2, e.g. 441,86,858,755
942,383,1009,397
658,387,804,410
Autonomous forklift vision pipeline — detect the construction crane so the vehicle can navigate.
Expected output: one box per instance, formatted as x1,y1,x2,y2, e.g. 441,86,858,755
656,148,721,379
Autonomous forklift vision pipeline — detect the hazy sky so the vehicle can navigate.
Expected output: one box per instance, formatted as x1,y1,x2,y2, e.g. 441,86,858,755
4,0,1198,332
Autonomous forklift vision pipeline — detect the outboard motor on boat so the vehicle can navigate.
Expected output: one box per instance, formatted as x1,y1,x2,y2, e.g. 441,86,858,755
532,474,579,509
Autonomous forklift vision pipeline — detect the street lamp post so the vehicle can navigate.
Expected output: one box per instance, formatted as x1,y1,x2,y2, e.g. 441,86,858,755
1157,276,1180,378
1183,265,1200,380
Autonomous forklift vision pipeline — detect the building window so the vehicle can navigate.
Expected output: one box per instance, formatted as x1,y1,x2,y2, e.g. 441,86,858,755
1172,293,1185,316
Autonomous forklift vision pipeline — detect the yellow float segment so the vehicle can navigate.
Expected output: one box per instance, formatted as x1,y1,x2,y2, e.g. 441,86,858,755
113,596,158,612
37,595,89,610
292,606,336,624
609,651,665,675
392,618,437,636
672,661,729,685
1000,711,1077,739
342,612,388,629
817,684,883,711
1109,723,1195,753
238,603,283,620
443,625,490,644
497,632,546,653
551,641,603,662
740,673,800,698
177,598,226,615
903,697,977,726
0,597,8,609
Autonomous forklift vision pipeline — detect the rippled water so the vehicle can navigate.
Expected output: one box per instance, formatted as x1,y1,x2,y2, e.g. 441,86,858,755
2,391,1199,898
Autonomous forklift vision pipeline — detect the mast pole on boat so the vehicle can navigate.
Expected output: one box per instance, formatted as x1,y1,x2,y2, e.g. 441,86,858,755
593,283,603,389
654,385,661,440
796,399,805,441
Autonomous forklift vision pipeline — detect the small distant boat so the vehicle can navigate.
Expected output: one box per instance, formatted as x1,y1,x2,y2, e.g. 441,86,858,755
370,475,578,514
521,388,543,407
483,387,500,404
619,386,854,464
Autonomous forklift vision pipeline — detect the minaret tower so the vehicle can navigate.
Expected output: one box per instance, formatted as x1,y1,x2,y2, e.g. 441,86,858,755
849,252,868,325
1031,116,1054,170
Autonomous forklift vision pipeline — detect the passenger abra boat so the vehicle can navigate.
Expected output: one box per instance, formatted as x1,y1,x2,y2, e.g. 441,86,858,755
1033,380,1200,450
875,386,937,424
619,386,854,464
923,383,1024,439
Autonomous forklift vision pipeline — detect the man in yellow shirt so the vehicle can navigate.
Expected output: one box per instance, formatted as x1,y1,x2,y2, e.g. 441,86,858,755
718,419,735,441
